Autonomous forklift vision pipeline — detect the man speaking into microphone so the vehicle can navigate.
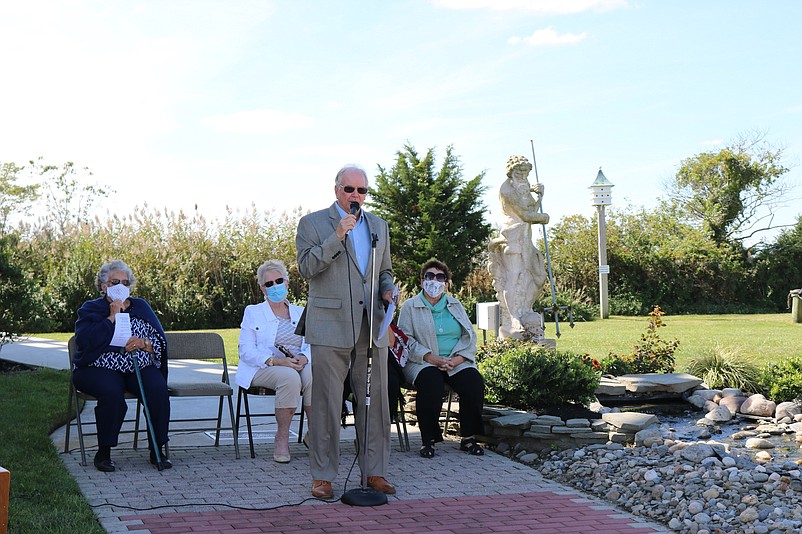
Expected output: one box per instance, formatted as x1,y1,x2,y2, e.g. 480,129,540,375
296,164,396,499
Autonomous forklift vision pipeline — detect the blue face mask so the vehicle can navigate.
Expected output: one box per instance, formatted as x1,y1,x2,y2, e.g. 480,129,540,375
265,283,288,303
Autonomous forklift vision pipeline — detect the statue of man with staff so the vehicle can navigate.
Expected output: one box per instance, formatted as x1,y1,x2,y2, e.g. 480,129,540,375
488,155,549,339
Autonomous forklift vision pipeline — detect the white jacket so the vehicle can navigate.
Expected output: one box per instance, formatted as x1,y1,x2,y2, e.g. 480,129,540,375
235,300,311,389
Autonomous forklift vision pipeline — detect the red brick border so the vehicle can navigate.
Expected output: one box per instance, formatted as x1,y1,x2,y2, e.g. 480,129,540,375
123,491,663,533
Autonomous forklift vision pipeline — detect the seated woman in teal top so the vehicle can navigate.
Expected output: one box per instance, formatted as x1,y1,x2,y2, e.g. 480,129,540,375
397,258,485,458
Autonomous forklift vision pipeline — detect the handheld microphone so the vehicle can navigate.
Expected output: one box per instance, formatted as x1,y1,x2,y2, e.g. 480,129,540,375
343,201,360,242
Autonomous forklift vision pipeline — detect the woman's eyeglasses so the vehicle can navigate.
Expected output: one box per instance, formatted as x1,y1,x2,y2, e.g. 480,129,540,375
109,279,131,286
263,278,284,288
423,272,447,282
341,185,368,195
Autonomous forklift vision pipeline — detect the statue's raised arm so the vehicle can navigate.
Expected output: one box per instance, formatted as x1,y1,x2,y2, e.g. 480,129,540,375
499,155,549,226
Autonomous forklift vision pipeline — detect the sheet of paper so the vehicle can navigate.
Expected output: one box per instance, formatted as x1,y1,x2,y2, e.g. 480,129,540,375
378,284,400,339
110,313,132,349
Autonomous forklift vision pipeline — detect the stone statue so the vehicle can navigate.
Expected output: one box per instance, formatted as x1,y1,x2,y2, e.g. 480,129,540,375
488,155,549,339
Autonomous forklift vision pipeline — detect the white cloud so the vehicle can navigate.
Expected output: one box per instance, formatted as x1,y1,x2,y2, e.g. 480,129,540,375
433,0,627,15
201,109,314,134
508,26,588,46
703,139,724,146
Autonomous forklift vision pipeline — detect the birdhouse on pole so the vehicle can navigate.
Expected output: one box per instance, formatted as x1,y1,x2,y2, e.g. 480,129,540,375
590,168,614,206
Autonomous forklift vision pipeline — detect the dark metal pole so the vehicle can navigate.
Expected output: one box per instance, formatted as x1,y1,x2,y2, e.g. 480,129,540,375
530,140,561,338
342,232,387,506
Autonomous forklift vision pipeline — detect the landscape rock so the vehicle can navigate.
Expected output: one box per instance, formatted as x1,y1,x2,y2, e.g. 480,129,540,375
718,395,747,413
602,412,658,432
740,394,777,417
616,373,704,394
776,401,802,421
705,405,732,422
745,438,775,449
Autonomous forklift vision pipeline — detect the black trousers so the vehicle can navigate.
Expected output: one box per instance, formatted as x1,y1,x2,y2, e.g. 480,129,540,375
73,365,170,448
413,366,484,445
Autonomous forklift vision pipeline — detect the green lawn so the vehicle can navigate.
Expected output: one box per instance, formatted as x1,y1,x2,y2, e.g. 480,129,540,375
549,313,801,369
0,367,105,533
32,312,802,371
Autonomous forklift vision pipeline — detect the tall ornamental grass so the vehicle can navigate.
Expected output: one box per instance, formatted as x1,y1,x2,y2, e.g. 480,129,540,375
13,204,306,331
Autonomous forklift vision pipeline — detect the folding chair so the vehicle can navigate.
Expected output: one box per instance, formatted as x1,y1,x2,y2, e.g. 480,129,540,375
394,393,411,452
164,332,240,459
399,382,457,442
235,386,306,458
342,370,410,452
63,336,145,466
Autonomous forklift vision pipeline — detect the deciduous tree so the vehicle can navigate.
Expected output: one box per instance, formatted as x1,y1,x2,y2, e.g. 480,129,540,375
0,162,39,236
666,132,790,244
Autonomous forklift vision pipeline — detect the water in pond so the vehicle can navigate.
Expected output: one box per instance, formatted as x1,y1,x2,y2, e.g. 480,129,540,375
604,398,802,465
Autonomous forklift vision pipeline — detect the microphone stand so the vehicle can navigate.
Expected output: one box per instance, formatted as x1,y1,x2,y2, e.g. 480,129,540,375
342,232,387,506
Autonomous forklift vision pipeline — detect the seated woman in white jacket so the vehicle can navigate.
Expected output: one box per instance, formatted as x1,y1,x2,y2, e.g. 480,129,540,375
237,259,312,463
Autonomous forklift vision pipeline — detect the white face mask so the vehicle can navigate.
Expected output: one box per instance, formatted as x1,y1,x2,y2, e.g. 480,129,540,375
423,280,445,299
105,283,130,302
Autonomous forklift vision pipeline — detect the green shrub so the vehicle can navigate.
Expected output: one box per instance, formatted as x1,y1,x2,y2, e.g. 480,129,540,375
609,291,644,316
759,355,802,402
599,305,679,375
685,345,762,393
478,339,600,409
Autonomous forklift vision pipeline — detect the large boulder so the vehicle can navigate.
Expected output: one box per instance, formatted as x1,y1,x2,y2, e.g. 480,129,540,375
595,376,627,396
616,373,703,394
602,412,659,432
705,404,733,423
718,396,748,413
739,394,777,417
775,401,802,421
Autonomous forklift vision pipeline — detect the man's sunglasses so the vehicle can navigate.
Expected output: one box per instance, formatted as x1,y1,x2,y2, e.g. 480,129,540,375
423,272,447,282
109,279,131,286
263,278,284,288
341,185,368,195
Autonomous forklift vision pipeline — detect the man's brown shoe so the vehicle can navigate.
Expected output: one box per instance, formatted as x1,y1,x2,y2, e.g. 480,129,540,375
367,476,396,494
311,480,333,499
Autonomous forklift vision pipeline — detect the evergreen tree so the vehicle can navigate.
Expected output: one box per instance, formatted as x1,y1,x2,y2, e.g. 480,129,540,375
369,144,492,290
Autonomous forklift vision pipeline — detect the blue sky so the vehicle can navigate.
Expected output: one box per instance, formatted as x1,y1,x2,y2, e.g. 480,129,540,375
1,0,800,241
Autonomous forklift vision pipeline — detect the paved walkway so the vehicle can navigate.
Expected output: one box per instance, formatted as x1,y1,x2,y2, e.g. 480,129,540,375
3,337,671,534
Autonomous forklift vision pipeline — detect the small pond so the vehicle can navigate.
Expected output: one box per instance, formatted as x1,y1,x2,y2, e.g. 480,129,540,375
604,397,802,466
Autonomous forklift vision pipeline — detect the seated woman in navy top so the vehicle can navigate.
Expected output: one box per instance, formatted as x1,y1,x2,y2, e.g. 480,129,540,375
73,259,170,472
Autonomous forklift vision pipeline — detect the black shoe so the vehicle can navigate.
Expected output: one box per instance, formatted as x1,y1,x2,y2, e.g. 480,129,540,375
94,448,116,472
459,437,484,456
420,442,435,458
150,447,173,469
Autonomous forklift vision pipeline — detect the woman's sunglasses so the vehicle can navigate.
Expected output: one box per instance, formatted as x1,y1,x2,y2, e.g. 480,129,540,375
109,279,131,286
423,272,447,282
263,278,284,288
